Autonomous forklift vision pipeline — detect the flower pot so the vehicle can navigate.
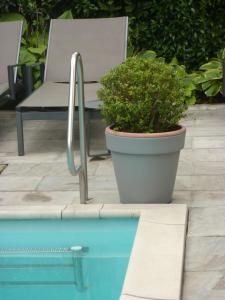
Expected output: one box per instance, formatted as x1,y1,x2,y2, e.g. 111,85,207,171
105,126,186,204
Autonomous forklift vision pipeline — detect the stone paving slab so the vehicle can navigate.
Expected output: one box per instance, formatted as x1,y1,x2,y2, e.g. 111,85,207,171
193,136,225,149
1,161,99,176
0,191,79,205
0,176,42,191
179,148,225,162
188,207,225,237
185,236,225,271
183,271,225,300
175,175,225,191
191,191,225,207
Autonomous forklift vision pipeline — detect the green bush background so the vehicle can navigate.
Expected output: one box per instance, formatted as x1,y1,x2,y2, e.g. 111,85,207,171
1,0,225,70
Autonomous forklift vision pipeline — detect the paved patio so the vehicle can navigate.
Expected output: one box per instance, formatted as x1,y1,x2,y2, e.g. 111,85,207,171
0,105,225,299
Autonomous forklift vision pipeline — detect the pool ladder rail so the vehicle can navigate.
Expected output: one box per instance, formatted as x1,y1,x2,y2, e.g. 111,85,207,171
67,52,88,204
0,246,88,291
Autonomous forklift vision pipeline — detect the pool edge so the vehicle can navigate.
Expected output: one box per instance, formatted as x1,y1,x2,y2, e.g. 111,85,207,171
0,203,188,300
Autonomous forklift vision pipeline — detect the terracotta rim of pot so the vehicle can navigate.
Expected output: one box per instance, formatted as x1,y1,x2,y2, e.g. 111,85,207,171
105,125,186,138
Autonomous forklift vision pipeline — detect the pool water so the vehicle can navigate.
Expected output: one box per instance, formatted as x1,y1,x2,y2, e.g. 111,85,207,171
0,218,138,300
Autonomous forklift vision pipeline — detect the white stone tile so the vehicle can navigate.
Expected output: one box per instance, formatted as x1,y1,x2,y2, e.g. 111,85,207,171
88,190,120,204
193,161,225,175
185,236,225,271
37,176,79,191
88,175,117,191
0,176,42,191
95,158,114,176
0,205,64,219
184,137,192,149
192,191,225,207
188,207,225,237
183,271,225,300
179,149,193,162
175,175,225,191
140,204,187,225
193,137,225,149
186,126,225,137
0,191,79,205
122,219,186,300
62,204,103,218
177,161,193,175
120,296,149,300
191,149,225,162
1,162,98,176
172,191,193,206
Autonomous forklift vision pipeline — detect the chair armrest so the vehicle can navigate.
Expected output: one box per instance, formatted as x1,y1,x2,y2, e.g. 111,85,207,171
7,64,26,100
24,62,45,96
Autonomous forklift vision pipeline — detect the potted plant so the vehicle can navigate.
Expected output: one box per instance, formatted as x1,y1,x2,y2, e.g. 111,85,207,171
97,57,187,204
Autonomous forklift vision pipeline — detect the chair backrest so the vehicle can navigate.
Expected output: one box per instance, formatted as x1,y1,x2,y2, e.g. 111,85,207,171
45,17,128,83
0,21,23,83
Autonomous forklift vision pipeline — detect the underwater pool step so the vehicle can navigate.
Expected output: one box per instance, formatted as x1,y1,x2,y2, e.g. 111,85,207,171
0,263,74,269
0,247,85,254
0,246,87,291
0,281,77,287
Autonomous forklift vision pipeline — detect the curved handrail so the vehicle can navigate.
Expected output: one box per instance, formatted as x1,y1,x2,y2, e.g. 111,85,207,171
67,52,88,204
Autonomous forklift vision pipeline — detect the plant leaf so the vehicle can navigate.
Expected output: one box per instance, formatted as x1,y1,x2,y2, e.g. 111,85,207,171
199,60,221,70
205,82,221,96
58,10,73,19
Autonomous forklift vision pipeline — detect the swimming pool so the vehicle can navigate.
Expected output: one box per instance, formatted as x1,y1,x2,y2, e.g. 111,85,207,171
0,218,138,300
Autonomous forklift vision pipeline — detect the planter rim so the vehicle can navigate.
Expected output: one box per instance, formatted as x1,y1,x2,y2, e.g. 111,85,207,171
106,125,186,138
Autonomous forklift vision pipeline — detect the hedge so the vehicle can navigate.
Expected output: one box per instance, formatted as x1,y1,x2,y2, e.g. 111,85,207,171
1,0,225,70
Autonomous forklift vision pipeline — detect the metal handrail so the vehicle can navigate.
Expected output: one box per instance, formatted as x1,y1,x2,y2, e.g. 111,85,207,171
67,52,88,204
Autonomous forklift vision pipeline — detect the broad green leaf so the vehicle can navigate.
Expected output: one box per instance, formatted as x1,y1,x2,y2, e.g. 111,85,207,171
199,60,221,71
28,45,47,56
19,47,36,64
193,74,208,84
202,81,213,91
29,33,48,48
58,10,73,19
205,82,221,96
204,69,222,80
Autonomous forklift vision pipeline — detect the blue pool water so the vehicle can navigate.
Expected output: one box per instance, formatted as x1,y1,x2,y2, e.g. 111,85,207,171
0,218,138,300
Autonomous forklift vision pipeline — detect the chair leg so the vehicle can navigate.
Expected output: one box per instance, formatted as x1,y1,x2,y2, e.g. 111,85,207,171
16,111,25,156
85,110,92,157
85,110,110,158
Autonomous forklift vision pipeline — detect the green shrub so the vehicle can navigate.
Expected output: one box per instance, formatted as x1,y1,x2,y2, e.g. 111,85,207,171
138,51,197,105
98,57,187,133
192,48,225,97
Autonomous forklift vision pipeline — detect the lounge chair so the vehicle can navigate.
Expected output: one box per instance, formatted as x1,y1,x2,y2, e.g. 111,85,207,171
0,21,24,106
16,17,128,156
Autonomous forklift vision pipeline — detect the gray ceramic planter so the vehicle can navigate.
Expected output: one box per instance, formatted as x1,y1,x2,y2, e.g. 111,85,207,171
105,126,186,204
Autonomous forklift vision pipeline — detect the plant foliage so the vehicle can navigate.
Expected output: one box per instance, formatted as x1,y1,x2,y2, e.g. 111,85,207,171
192,49,225,97
1,0,225,70
98,57,187,133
